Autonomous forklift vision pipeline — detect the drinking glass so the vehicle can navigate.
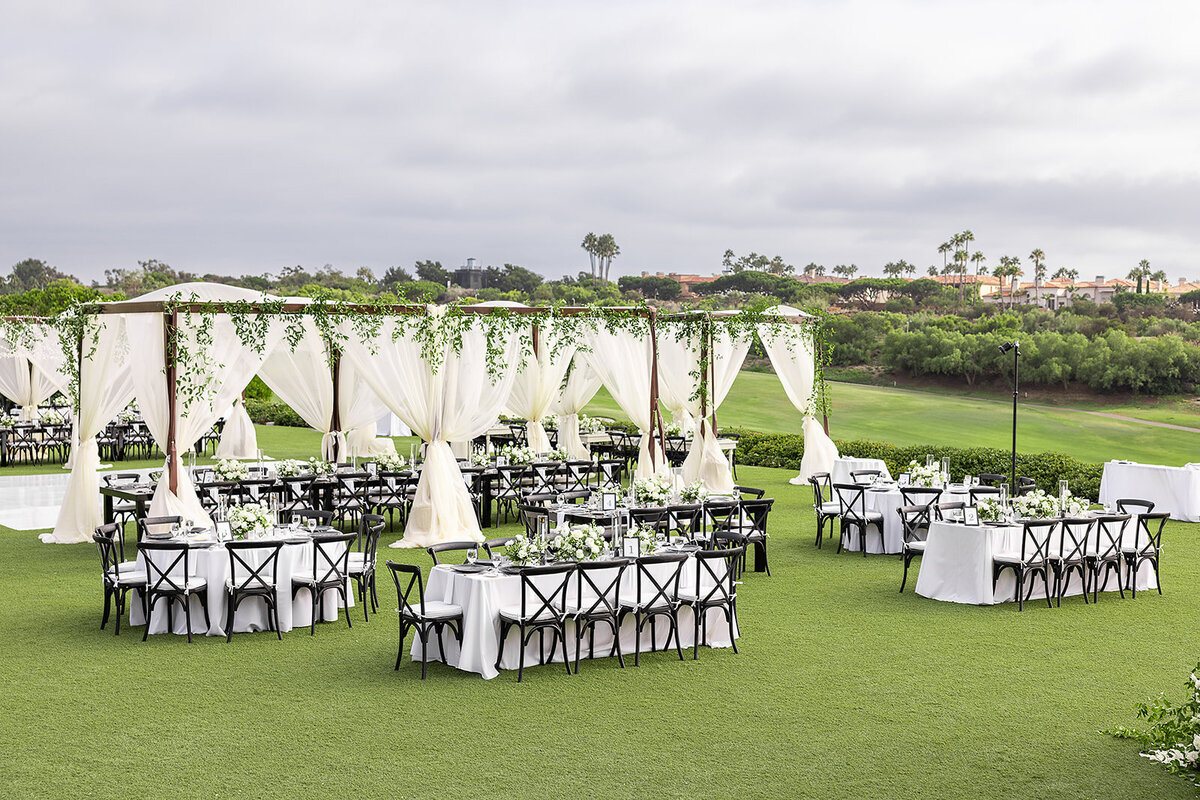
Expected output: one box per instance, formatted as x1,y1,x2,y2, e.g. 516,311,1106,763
467,547,477,565
1059,479,1069,502
184,518,194,533
170,521,180,538
307,518,317,533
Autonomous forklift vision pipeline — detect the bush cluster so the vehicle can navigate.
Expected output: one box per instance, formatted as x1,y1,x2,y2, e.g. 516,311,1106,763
244,399,307,428
726,428,1104,498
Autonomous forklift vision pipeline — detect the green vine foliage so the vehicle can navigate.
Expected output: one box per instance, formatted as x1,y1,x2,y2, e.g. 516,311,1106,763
7,295,827,423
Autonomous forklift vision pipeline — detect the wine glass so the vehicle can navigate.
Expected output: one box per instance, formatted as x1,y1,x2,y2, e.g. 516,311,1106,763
467,547,478,565
307,518,317,534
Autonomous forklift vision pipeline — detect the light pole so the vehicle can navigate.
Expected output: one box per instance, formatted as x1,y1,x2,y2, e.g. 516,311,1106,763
998,340,1021,490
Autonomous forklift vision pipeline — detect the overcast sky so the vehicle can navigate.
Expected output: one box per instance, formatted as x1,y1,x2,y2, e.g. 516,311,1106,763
2,0,1199,285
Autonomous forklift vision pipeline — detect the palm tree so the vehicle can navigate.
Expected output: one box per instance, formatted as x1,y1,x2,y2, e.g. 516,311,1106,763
958,230,975,302
904,261,916,278
580,233,598,278
997,255,1023,310
938,241,952,274
1150,269,1168,292
1029,248,1045,305
970,251,986,300
927,265,939,277
1128,259,1151,293
595,234,620,282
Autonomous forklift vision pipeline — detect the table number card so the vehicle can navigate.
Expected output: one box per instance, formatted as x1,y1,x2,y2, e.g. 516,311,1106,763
622,538,639,557
962,507,979,526
601,492,617,511
215,521,232,540
898,472,911,485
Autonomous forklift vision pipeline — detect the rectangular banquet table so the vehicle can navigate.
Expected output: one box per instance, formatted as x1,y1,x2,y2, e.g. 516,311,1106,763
129,532,353,636
1099,461,1200,522
914,519,1157,605
413,558,738,679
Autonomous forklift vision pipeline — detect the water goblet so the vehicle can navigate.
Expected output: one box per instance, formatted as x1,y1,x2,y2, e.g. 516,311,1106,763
307,518,317,533
467,547,477,565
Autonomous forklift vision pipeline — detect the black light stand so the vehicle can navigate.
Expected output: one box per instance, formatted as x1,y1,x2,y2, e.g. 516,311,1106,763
998,340,1021,490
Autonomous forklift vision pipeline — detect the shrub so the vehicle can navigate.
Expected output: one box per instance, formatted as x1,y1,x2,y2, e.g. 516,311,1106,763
244,399,308,428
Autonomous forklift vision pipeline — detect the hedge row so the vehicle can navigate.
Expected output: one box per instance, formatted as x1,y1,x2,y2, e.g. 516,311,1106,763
244,399,308,428
725,428,1104,499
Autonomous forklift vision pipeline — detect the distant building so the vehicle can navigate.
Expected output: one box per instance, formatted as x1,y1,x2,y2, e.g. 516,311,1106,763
453,257,484,291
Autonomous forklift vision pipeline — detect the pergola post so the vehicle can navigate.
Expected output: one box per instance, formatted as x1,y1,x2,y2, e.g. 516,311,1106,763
648,308,664,466
164,310,179,495
329,347,341,463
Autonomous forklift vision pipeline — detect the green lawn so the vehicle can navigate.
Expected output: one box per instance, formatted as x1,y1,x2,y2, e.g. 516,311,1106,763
584,372,1200,465
2,464,1193,798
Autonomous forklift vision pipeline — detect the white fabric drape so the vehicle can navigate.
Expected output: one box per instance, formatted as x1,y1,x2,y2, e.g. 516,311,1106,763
508,322,576,454
554,356,602,460
340,360,397,459
583,326,664,480
757,306,838,484
658,321,750,493
45,316,136,543
256,319,339,459
0,356,35,419
340,309,522,546
215,398,258,459
128,313,282,525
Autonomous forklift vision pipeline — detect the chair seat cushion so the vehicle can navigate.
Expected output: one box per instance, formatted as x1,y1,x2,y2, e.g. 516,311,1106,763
499,605,561,622
107,566,147,585
818,502,840,515
993,554,1044,565
904,541,926,552
149,576,206,592
845,512,884,523
403,600,462,619
677,590,734,603
618,600,675,613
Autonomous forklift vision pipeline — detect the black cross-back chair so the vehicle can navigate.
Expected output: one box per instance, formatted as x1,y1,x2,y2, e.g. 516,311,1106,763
1116,498,1155,516
596,459,624,491
1124,511,1167,598
734,485,765,499
496,563,574,682
372,470,416,530
1015,476,1037,496
348,514,385,621
977,473,1006,487
387,562,464,680
291,531,356,634
287,508,334,528
896,503,933,593
137,515,181,542
849,469,882,484
93,523,146,636
665,504,704,542
628,507,669,533
1086,514,1128,601
141,541,210,643
482,536,517,558
1051,517,1093,607
517,503,551,539
526,462,563,499
934,501,967,522
833,483,883,556
678,546,743,660
224,540,284,642
619,553,688,666
703,500,740,548
809,471,840,548
968,486,1002,507
563,461,594,496
276,475,316,518
992,519,1056,611
567,559,630,672
330,471,370,529
494,465,529,525
425,540,482,566
900,486,942,510
102,472,142,530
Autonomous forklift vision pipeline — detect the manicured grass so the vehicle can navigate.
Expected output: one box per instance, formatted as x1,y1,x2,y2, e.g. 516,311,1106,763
584,372,1200,465
2,465,1195,798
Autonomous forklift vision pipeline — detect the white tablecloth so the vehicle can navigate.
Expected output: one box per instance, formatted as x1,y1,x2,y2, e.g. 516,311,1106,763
914,519,1156,605
831,457,892,485
131,538,353,636
414,558,738,679
1099,461,1200,522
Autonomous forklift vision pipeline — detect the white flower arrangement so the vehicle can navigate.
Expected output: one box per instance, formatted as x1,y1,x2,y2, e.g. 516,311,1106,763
1107,663,1200,787
1012,488,1059,519
577,414,608,434
116,409,138,423
499,444,536,465
468,447,492,467
214,458,249,481
375,452,407,471
1058,489,1091,517
633,475,673,506
547,447,569,462
905,459,946,488
664,419,684,436
975,497,1006,523
541,412,559,429
0,415,14,428
226,502,273,537
39,410,65,425
307,457,335,475
551,523,607,561
504,534,546,566
679,480,709,504
275,458,306,478
627,523,661,555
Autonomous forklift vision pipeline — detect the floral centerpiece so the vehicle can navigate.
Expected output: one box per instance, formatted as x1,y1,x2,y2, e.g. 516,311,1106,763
504,534,546,566
664,418,685,436
116,409,138,423
632,475,673,506
975,497,1007,523
679,480,709,504
627,524,661,555
499,444,536,465
375,452,407,471
40,410,65,425
275,459,306,478
468,447,492,467
551,523,607,562
546,447,569,462
905,459,945,488
0,416,13,428
1107,662,1200,788
541,412,559,429
214,458,249,481
1058,489,1091,517
1011,488,1059,519
226,502,273,538
577,414,608,434
307,457,335,475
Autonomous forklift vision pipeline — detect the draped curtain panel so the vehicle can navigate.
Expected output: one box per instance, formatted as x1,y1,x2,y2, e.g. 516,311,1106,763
339,360,397,459
214,398,258,459
340,309,521,546
45,316,136,543
256,318,338,458
0,356,34,419
757,306,838,484
507,321,576,453
554,356,602,460
583,326,664,480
